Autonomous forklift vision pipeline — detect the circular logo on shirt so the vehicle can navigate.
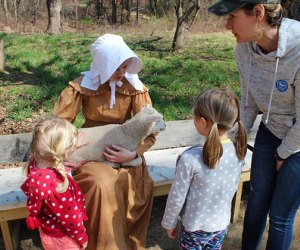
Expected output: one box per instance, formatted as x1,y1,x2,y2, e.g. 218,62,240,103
276,80,288,92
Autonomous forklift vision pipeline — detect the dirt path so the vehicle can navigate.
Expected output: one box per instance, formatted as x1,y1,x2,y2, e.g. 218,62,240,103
1,194,299,250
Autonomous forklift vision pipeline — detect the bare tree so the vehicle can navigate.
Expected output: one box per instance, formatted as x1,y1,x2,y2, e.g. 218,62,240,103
12,0,22,30
136,0,139,22
172,0,201,50
95,0,105,20
73,0,78,28
149,0,157,16
46,0,62,34
2,0,9,25
123,0,131,23
111,0,117,24
33,0,41,25
0,39,5,72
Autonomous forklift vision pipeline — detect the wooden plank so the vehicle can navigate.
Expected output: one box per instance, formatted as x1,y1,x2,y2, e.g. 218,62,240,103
145,147,189,183
0,219,21,250
151,120,205,150
0,221,14,250
231,170,251,223
231,181,243,223
153,183,172,197
0,207,28,222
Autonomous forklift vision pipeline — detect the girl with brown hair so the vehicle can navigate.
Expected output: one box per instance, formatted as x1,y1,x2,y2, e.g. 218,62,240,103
161,88,247,249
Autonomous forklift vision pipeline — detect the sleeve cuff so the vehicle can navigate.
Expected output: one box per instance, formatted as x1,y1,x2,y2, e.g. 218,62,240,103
274,151,285,161
276,143,292,160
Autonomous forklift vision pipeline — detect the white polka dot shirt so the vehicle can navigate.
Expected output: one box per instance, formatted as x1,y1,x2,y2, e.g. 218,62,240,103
161,140,242,232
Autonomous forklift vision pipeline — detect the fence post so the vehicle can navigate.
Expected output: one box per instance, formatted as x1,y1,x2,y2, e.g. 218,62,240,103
0,39,5,72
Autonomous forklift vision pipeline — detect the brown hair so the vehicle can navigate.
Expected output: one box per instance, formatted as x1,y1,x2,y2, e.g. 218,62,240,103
242,3,285,26
24,117,78,192
193,88,247,169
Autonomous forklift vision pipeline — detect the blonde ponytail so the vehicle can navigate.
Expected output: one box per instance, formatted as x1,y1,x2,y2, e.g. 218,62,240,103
54,156,69,193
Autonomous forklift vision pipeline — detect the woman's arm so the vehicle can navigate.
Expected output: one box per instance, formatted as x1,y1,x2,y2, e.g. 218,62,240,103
276,70,300,160
52,85,82,123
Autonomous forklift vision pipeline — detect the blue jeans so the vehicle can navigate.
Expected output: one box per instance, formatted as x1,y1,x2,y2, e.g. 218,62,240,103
242,123,300,250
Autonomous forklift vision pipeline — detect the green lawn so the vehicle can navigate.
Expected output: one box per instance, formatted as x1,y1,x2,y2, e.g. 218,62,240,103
0,31,239,127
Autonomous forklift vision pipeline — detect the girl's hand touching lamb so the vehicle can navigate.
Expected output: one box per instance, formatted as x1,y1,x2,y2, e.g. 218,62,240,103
103,145,137,163
82,242,88,249
76,132,89,149
164,228,177,239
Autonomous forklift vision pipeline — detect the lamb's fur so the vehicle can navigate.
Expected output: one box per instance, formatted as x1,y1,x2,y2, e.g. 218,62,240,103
67,106,166,168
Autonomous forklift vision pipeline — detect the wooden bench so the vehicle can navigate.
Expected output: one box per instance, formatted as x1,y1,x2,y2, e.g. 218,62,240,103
0,118,259,250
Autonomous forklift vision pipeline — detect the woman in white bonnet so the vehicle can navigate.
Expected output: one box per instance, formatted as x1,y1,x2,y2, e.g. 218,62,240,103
52,34,155,250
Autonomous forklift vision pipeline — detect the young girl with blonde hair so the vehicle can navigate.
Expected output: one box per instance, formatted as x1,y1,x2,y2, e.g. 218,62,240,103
161,88,247,249
21,117,88,250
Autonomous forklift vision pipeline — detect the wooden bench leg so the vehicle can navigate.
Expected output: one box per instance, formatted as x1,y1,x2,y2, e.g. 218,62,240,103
231,181,244,223
0,220,21,250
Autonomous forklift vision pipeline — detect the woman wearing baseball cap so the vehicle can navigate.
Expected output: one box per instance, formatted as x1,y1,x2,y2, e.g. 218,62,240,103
208,1,300,249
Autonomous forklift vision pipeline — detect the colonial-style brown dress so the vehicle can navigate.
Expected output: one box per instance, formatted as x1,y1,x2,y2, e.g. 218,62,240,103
52,76,154,250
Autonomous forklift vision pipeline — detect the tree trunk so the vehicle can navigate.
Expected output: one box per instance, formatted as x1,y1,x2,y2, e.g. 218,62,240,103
149,0,157,16
111,0,117,24
95,0,102,18
33,0,40,25
124,0,131,22
12,0,21,30
172,0,201,50
136,0,139,23
73,0,78,28
46,0,62,35
0,39,5,72
3,0,9,25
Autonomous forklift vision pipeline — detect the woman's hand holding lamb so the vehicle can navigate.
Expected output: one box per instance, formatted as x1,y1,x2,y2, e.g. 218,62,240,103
103,145,137,163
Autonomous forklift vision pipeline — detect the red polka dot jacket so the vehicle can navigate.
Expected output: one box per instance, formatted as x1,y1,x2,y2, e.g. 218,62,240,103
20,161,88,247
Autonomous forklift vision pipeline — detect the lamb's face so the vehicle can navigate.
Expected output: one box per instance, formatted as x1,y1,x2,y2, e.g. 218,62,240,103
153,118,166,133
140,107,166,133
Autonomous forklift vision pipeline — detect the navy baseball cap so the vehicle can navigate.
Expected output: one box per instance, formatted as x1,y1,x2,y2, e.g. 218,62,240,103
208,0,281,16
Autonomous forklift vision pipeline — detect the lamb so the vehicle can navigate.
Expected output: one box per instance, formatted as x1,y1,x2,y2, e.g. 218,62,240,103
66,106,166,168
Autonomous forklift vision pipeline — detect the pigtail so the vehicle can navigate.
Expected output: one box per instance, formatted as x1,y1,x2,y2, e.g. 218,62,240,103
235,120,248,161
54,155,69,193
23,160,30,177
233,95,247,160
203,123,223,169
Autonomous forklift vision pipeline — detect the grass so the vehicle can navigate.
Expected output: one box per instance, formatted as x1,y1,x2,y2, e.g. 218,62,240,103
0,31,239,126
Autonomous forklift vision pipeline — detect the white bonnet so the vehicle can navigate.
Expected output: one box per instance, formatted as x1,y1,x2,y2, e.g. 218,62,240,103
89,33,142,85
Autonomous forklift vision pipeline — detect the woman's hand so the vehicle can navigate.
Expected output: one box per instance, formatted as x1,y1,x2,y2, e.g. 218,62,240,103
276,159,284,171
103,145,136,163
164,228,177,239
